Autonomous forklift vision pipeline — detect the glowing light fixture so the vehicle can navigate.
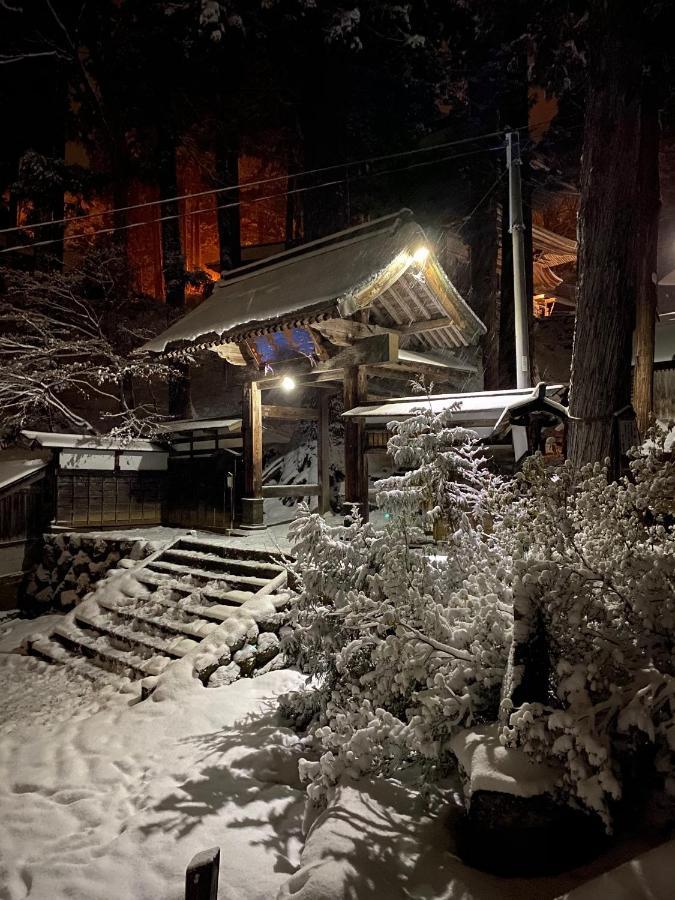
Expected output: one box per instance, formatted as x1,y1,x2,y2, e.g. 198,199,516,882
281,375,296,392
412,245,430,265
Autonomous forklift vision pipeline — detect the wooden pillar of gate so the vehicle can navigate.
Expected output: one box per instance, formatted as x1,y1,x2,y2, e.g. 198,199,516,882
343,366,368,522
241,381,264,528
318,392,331,515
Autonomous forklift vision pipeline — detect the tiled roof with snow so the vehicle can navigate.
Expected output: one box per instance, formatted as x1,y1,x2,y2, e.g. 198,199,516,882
140,211,485,355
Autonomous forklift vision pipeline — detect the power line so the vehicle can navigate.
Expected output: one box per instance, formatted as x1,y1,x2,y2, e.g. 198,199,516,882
457,169,508,236
0,114,563,240
1,143,504,255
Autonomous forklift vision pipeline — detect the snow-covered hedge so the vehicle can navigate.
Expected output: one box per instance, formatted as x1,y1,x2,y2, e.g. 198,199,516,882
501,426,675,826
281,403,515,806
282,398,675,828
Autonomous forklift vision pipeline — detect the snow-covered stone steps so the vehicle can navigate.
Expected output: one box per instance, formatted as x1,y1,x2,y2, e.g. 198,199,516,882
51,622,172,679
175,537,288,564
96,594,219,640
161,548,286,580
27,635,138,693
131,569,253,606
137,590,255,625
24,537,293,691
74,607,199,658
145,559,271,590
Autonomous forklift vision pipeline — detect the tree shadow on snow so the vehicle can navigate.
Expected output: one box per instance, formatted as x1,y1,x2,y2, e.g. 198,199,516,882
138,702,306,876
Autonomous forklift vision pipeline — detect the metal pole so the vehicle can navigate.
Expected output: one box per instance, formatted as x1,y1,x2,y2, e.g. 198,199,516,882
506,132,531,389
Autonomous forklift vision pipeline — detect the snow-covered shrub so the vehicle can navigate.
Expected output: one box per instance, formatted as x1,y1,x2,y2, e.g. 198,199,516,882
282,401,514,806
501,425,675,827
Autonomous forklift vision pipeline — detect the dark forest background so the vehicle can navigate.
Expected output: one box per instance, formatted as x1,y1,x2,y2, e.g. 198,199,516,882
1,1,673,465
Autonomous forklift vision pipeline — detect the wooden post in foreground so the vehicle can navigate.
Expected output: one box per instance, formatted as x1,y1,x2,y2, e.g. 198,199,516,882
185,847,220,900
241,381,264,528
318,392,331,515
343,365,368,521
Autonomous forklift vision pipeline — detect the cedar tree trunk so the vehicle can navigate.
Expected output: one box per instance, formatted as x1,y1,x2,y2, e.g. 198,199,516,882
633,97,661,436
214,131,241,273
157,124,189,417
568,2,644,469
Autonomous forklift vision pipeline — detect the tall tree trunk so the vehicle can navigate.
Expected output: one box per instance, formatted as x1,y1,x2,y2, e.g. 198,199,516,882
633,96,661,436
214,127,241,273
568,2,643,469
157,125,185,310
469,184,500,389
467,73,501,390
157,124,189,417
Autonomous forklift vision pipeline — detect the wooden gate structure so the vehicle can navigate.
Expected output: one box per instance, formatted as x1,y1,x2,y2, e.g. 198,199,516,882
140,211,487,528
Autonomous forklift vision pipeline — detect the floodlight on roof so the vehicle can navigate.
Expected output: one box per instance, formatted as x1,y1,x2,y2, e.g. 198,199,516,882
412,245,429,265
281,375,296,392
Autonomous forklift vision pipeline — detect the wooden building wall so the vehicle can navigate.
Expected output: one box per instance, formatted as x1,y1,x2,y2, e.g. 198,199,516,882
55,471,165,529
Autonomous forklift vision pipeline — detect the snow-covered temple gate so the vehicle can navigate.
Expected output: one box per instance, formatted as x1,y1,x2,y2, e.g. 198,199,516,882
140,211,486,529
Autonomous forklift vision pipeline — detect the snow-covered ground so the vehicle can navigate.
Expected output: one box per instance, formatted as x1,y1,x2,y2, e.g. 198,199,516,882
1,613,126,735
1,639,672,900
0,667,308,900
1,610,674,899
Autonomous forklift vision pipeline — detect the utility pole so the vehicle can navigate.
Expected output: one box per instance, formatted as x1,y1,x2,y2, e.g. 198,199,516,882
506,131,530,389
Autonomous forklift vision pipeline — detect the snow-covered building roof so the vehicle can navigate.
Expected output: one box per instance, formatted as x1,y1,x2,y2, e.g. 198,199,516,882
343,384,566,436
21,431,165,452
0,449,50,491
140,210,485,356
155,417,242,435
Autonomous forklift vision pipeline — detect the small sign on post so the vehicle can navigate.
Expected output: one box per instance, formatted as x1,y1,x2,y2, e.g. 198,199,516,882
185,847,220,900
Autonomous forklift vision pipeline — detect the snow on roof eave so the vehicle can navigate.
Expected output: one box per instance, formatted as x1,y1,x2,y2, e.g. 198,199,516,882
397,348,478,373
0,457,49,492
21,430,166,452
155,417,242,435
139,213,419,356
343,384,566,418
338,236,486,345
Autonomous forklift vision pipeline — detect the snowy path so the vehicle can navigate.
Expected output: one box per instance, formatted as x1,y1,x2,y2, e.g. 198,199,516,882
0,670,307,900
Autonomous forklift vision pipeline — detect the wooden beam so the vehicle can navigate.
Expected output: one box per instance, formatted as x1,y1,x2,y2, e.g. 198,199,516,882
256,369,343,390
261,484,321,497
344,366,369,521
313,332,399,371
311,318,397,347
370,362,454,376
401,317,455,335
318,392,330,514
261,405,319,421
249,334,399,389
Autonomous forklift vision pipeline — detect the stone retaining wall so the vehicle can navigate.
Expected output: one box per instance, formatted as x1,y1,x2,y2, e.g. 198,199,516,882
19,533,153,615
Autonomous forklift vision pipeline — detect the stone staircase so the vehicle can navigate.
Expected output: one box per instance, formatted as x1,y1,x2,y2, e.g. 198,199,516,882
26,535,292,691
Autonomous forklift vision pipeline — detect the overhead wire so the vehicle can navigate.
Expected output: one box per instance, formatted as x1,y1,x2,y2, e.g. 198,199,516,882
0,113,566,241
1,143,505,255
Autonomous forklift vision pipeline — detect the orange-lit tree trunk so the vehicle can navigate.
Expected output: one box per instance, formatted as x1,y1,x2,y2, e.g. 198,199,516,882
568,1,644,470
157,124,189,417
214,132,241,273
157,126,185,310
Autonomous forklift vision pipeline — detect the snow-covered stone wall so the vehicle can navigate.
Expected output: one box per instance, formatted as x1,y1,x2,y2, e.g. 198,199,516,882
19,533,153,615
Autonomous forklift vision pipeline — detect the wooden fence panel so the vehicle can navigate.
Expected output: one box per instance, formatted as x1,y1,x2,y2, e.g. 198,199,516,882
55,472,165,529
